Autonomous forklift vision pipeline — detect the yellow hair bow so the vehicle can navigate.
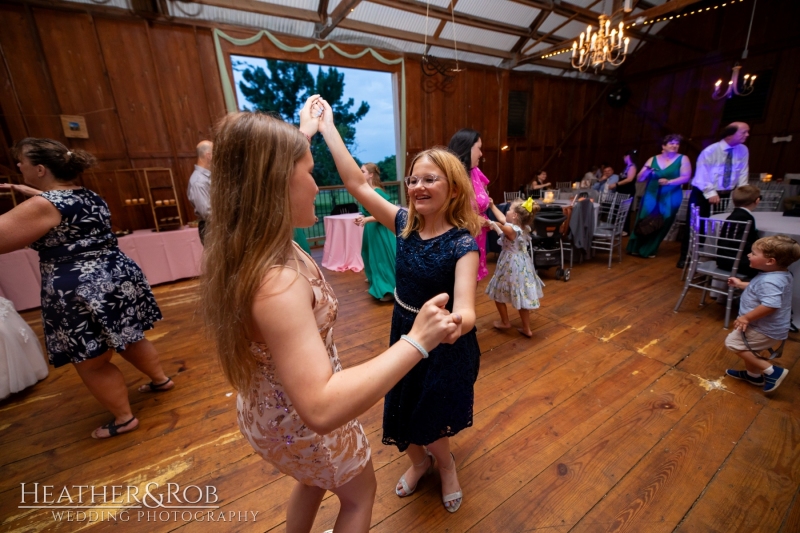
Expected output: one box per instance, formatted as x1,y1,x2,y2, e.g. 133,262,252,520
522,197,535,213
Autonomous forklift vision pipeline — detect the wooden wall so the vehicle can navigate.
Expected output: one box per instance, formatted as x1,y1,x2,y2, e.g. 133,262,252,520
0,1,593,222
3,0,798,227
0,1,226,229
608,0,800,178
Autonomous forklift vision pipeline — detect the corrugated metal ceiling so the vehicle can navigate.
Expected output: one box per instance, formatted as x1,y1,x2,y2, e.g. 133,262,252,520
327,27,427,54
166,2,317,37
538,13,593,40
439,21,519,52
57,0,683,78
348,2,437,36
257,0,317,11
455,0,540,29
427,45,503,68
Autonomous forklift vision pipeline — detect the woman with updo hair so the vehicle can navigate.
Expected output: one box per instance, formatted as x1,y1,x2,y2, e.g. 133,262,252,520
0,138,173,439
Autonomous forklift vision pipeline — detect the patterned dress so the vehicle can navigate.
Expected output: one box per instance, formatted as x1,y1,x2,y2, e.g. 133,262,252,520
383,209,481,452
485,224,544,310
627,155,685,258
29,189,162,367
237,246,370,490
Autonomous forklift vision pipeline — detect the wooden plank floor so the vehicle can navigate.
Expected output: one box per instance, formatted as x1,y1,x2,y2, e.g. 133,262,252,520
3,239,800,533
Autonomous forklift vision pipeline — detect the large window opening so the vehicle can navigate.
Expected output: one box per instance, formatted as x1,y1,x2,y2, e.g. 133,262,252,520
231,55,400,244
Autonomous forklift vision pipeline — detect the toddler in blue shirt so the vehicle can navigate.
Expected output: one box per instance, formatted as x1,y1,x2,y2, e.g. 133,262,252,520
725,235,800,393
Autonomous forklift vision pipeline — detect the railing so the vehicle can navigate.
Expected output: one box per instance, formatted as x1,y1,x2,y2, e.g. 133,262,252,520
301,181,404,245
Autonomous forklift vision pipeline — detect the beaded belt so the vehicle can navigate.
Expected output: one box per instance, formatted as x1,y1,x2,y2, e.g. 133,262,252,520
393,289,420,314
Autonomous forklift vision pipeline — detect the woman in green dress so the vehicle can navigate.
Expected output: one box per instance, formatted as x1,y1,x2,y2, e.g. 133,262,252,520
627,134,692,258
355,163,396,301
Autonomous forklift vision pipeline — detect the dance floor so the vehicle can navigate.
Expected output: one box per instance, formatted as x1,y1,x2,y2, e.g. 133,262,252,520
2,240,799,532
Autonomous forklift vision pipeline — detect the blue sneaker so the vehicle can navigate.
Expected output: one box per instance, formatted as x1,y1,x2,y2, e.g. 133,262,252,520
763,367,788,393
726,369,765,386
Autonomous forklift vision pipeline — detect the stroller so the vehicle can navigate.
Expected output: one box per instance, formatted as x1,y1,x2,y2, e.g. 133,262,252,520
529,206,573,281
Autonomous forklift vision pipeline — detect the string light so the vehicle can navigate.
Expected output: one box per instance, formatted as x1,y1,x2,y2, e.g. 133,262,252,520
626,0,745,29
537,0,747,62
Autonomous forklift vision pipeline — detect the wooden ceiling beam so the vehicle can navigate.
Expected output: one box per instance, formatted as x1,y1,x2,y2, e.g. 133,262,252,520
188,0,319,23
432,0,457,41
623,0,706,23
317,0,329,23
318,0,362,39
510,9,548,55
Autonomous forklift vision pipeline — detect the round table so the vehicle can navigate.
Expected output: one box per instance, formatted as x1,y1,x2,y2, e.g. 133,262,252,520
321,213,365,272
711,211,800,327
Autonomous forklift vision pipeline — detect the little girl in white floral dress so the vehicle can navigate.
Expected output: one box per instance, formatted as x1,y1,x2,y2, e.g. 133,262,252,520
486,197,545,337
0,297,48,399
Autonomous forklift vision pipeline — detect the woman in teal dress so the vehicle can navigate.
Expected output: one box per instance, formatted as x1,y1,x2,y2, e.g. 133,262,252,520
355,163,396,301
627,134,693,258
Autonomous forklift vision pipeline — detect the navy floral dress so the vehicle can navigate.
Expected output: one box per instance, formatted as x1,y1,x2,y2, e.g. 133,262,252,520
29,188,162,367
383,209,481,451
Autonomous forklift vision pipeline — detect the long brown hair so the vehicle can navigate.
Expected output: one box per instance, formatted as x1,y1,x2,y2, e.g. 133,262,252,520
362,162,385,191
400,147,482,239
201,112,308,392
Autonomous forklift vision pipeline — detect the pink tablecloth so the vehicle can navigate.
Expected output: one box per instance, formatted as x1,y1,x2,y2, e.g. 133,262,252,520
321,213,364,272
0,227,203,311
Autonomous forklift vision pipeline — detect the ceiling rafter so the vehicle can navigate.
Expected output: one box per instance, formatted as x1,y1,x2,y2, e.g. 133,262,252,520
519,0,603,57
318,0,362,39
317,0,329,23
623,0,706,23
431,0,458,44
510,9,548,55
510,0,663,47
177,0,522,59
188,0,319,22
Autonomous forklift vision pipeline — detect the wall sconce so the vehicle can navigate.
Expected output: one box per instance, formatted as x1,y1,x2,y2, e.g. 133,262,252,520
501,145,510,151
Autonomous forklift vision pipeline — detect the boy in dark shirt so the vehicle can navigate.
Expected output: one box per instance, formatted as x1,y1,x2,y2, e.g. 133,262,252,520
716,185,760,277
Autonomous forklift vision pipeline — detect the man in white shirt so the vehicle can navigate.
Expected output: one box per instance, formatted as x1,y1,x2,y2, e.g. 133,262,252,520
677,122,750,268
591,165,619,192
187,140,212,244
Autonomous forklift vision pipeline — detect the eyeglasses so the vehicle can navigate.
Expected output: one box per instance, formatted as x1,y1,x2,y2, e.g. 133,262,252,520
404,174,443,188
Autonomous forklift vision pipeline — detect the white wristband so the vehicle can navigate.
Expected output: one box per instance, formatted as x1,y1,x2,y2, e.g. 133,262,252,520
400,334,429,359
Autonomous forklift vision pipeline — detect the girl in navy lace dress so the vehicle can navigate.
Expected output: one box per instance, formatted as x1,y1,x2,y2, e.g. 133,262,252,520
0,138,173,439
316,100,483,513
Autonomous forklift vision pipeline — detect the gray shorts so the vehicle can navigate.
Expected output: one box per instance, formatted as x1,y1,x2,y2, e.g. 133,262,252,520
725,328,779,353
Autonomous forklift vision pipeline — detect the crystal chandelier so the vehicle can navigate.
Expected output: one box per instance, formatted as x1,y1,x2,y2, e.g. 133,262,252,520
571,13,629,72
712,0,758,100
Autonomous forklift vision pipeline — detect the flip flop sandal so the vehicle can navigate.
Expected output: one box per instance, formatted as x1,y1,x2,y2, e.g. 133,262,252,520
138,377,173,393
92,417,139,439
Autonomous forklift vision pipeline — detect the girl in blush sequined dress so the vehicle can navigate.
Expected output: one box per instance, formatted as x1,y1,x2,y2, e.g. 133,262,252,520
202,99,461,533
321,98,483,514
486,198,545,338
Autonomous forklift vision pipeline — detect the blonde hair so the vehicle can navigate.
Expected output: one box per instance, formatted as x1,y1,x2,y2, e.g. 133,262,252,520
752,235,800,268
400,147,483,239
202,112,309,392
509,198,539,232
363,162,384,191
